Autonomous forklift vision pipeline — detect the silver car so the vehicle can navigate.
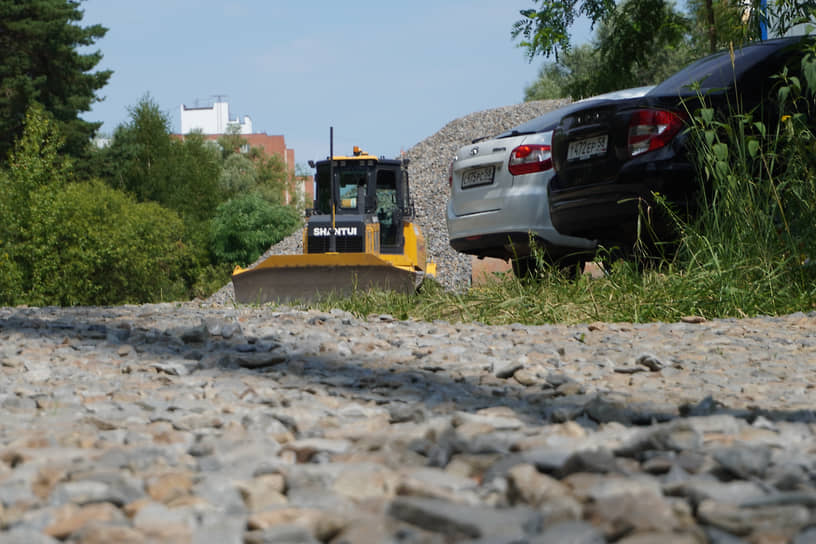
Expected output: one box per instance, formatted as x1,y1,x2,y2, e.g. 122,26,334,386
446,87,653,277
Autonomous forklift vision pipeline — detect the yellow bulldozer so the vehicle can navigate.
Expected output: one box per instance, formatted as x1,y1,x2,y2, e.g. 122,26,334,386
231,138,436,303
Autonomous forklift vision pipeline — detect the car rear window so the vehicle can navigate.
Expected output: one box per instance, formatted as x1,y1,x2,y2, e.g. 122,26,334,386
650,37,807,96
495,87,654,138
495,101,604,138
495,109,567,138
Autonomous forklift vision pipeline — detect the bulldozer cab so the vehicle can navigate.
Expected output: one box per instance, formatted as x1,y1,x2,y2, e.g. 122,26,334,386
313,151,412,254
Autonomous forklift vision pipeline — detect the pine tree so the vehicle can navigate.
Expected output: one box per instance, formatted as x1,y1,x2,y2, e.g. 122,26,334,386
0,0,111,160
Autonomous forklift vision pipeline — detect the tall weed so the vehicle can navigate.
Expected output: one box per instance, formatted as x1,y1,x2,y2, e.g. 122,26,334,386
676,42,816,315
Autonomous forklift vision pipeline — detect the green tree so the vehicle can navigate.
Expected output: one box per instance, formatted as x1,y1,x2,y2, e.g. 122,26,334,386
168,131,223,225
220,153,258,197
106,95,174,203
219,145,293,205
686,0,753,54
598,0,691,81
3,104,71,223
518,0,793,99
167,132,224,267
524,44,609,100
253,151,292,205
0,169,24,305
210,193,301,266
216,125,247,159
101,95,224,224
524,62,571,101
513,0,616,61
0,0,111,160
96,96,226,277
524,5,696,101
515,0,815,67
518,0,694,99
0,104,71,304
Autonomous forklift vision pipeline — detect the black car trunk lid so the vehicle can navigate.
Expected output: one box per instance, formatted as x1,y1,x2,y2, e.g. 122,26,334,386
551,102,627,190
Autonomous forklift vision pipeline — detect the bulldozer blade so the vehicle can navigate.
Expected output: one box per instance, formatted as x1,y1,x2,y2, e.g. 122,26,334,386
231,254,418,304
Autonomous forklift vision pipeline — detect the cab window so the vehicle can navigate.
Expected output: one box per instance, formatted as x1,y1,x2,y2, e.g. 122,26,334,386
314,164,332,214
376,169,398,246
339,169,367,210
314,164,367,213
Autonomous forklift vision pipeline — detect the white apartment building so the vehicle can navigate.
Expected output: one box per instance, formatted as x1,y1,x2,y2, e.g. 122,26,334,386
180,100,253,135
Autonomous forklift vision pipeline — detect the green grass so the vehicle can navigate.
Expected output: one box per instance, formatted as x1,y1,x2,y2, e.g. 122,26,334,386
304,255,816,326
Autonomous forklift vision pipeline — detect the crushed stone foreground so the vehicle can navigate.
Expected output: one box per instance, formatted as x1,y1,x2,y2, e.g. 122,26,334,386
0,303,814,543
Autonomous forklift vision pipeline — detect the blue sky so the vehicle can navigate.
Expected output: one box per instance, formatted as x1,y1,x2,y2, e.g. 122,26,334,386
79,1,591,167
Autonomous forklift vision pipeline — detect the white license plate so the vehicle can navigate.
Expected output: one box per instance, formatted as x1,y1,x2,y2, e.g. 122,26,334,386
567,135,608,161
461,165,495,188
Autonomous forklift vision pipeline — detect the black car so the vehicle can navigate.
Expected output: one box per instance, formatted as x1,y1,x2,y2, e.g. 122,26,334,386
548,36,811,255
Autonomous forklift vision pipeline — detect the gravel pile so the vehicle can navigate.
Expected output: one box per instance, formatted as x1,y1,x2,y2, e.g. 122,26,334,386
209,99,572,304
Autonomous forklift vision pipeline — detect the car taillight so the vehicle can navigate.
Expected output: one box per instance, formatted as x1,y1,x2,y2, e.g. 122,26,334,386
628,110,685,157
448,158,455,188
508,144,552,176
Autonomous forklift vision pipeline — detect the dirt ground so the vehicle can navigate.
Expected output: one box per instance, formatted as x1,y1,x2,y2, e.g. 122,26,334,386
470,256,512,285
470,256,604,285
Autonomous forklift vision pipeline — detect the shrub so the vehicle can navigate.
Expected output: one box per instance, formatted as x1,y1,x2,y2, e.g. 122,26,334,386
25,180,194,305
210,193,302,266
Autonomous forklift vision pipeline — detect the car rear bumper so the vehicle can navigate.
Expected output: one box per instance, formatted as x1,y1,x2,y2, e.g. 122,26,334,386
446,199,596,261
549,178,695,246
550,186,647,244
